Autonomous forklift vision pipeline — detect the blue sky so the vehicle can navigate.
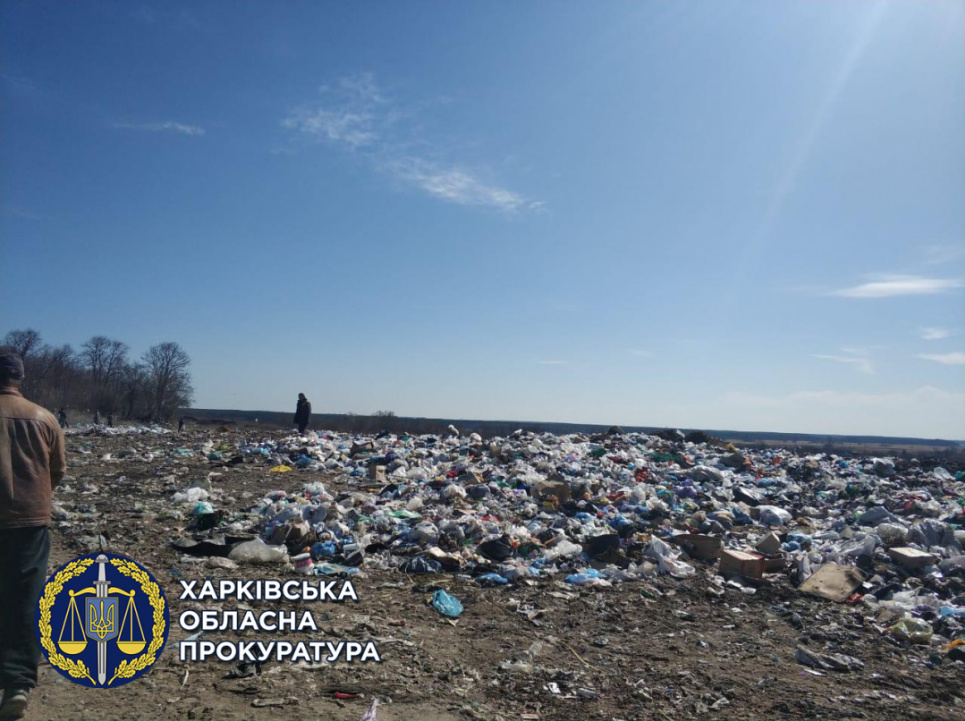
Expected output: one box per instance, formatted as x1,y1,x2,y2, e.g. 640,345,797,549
2,0,963,439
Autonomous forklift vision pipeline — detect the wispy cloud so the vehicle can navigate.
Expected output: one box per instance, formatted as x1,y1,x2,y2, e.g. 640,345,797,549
813,349,874,374
114,121,206,137
831,275,965,299
282,107,377,149
917,352,965,366
919,327,953,341
922,244,965,266
537,360,565,365
282,73,536,212
385,158,532,211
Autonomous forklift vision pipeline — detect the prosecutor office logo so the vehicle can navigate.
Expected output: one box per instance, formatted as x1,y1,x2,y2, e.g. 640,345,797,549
35,553,169,687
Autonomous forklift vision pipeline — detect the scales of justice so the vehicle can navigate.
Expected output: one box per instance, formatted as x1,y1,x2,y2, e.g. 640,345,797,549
56,554,146,685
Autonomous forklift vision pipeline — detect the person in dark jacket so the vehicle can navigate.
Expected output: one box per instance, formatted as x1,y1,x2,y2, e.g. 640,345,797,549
294,393,311,434
0,352,66,718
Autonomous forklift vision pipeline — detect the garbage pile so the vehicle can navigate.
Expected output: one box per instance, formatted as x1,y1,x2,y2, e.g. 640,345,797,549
67,423,171,437
167,427,965,656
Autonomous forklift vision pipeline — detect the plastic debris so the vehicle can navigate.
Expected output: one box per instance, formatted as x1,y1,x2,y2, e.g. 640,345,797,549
889,616,934,644
431,589,464,618
227,538,288,564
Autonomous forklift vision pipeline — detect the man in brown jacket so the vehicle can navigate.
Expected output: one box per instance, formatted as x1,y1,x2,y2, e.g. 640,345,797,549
0,352,65,718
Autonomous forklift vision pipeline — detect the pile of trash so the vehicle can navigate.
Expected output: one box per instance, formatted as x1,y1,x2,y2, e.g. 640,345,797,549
164,427,965,655
66,423,171,437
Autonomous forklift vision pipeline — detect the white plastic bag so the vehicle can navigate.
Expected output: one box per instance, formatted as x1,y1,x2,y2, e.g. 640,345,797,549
228,539,288,563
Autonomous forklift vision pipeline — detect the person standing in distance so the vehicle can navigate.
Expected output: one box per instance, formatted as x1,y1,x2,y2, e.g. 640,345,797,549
0,352,66,718
294,393,312,434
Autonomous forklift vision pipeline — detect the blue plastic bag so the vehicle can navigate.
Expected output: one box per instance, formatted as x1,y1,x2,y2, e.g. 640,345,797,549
312,541,337,558
566,568,604,585
476,572,509,586
431,589,464,618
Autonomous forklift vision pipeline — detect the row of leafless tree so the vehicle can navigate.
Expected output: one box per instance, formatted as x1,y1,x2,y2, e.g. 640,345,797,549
2,328,194,421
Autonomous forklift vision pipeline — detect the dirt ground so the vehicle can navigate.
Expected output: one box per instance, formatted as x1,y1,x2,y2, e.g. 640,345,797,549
24,428,965,721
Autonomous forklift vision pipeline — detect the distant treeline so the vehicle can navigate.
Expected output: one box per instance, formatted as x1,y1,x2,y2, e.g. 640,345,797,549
2,328,194,421
183,408,964,447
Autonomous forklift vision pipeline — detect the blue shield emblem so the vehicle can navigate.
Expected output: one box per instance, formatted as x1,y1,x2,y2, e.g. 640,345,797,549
85,598,119,642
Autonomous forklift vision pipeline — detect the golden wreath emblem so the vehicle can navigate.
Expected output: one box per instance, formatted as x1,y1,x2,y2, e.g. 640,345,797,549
36,553,169,688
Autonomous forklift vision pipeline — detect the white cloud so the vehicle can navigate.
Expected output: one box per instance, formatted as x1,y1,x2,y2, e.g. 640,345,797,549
282,74,536,212
537,360,565,365
922,244,965,266
282,108,377,149
386,158,530,211
919,327,952,340
336,73,385,104
114,121,205,136
629,349,654,358
831,275,965,298
813,353,874,374
813,347,875,374
917,352,965,366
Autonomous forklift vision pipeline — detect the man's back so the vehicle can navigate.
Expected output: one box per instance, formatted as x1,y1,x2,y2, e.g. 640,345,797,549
0,389,66,528
0,351,65,715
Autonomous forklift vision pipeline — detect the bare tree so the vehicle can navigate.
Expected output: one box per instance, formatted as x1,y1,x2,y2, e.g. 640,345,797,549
3,329,42,359
103,340,129,383
142,342,194,420
2,329,45,396
120,362,148,419
80,336,110,386
44,344,83,409
80,336,130,412
3,329,195,421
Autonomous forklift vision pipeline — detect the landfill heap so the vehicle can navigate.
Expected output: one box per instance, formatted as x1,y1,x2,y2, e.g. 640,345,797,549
48,424,964,720
169,427,965,647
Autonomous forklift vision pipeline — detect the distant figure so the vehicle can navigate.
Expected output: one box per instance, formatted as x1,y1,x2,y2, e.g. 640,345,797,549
0,352,66,717
178,417,185,433
93,410,100,425
107,413,114,428
57,408,68,429
294,393,312,434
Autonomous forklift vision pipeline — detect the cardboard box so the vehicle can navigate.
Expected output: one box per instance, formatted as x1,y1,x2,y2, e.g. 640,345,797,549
888,547,938,570
798,563,864,602
368,465,386,482
756,532,782,555
533,479,571,502
351,441,375,456
671,533,723,561
718,549,765,580
762,554,786,573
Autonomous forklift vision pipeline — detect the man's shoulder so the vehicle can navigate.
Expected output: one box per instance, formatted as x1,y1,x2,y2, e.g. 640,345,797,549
0,394,59,427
